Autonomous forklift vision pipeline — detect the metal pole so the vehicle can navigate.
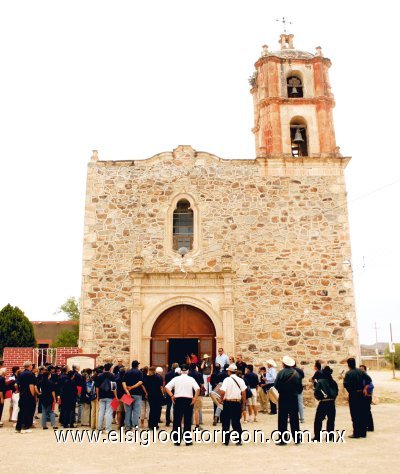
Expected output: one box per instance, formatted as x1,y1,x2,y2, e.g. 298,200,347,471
390,323,396,379
374,322,379,370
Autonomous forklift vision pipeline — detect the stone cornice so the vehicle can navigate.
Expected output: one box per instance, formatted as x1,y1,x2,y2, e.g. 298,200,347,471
255,54,332,69
257,96,335,108
255,156,351,176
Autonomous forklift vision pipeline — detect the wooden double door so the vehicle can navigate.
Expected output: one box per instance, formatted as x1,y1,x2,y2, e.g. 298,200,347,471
151,305,216,370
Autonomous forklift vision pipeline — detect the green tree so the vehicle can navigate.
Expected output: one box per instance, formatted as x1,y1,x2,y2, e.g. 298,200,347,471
0,304,36,353
57,297,80,321
384,343,400,369
52,324,79,348
53,297,80,347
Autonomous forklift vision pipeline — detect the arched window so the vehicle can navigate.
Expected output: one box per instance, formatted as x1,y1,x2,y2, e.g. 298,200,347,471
290,118,308,157
287,75,303,98
172,199,194,251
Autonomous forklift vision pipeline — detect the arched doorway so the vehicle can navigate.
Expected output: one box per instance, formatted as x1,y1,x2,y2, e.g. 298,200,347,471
151,305,216,370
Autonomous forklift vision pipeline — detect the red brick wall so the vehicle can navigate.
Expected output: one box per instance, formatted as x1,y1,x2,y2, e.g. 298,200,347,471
2,347,81,373
56,347,80,366
2,347,34,374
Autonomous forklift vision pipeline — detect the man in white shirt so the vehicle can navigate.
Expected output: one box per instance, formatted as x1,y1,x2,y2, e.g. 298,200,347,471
215,347,229,371
219,364,247,446
165,363,200,445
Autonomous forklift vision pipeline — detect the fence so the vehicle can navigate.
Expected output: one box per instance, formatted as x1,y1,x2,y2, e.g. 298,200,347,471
2,346,81,370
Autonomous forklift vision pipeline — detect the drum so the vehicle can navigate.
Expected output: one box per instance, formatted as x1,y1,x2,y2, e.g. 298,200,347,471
210,382,223,409
268,386,279,405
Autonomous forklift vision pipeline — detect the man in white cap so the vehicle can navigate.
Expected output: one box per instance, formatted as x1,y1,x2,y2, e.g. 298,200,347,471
219,363,247,446
274,356,302,445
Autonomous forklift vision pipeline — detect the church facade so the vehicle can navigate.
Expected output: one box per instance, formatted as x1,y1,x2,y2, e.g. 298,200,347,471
79,35,359,371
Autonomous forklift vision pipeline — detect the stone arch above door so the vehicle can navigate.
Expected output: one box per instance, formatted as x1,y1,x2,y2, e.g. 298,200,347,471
151,304,216,370
143,296,223,339
151,304,216,338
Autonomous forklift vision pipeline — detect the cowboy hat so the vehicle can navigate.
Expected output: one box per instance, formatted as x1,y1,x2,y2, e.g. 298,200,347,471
282,355,295,367
266,359,277,367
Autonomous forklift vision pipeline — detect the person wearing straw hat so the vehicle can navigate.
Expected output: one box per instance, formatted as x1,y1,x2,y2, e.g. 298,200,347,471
219,363,247,446
274,356,302,445
200,354,213,395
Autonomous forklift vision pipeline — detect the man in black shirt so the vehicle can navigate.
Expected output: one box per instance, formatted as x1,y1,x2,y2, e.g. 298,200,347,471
344,358,371,438
244,364,259,422
164,362,179,426
15,361,37,433
274,356,302,444
113,358,124,375
189,363,204,429
122,360,143,429
216,364,229,384
309,360,323,388
236,354,247,375
95,363,117,432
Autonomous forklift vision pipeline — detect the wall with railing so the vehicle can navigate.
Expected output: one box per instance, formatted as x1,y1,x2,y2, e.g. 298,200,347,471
2,347,81,372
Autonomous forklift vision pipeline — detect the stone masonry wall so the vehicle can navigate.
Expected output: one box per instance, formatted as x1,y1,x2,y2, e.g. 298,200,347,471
80,146,359,374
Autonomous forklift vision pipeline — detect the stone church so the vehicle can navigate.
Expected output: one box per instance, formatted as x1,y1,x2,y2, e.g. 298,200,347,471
79,34,359,371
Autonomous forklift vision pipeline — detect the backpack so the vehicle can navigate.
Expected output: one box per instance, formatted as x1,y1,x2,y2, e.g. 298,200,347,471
87,380,97,401
99,375,116,393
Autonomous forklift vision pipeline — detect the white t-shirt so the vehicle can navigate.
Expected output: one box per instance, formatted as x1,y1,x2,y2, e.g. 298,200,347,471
165,373,200,399
220,374,246,400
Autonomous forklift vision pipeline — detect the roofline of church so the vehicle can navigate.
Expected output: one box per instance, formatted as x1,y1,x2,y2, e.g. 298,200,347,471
89,147,351,168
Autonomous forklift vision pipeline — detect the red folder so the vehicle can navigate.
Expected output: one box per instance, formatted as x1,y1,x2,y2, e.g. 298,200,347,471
77,386,82,396
121,394,134,406
110,398,119,411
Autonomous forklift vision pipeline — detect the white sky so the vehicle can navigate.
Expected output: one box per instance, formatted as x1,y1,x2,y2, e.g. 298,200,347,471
1,1,399,345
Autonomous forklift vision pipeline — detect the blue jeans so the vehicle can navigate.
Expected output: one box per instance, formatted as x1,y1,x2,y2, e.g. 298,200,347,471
298,393,304,421
125,395,142,429
97,398,113,431
41,403,55,428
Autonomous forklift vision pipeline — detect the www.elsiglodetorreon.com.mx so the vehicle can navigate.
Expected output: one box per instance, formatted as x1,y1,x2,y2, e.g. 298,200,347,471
54,427,346,445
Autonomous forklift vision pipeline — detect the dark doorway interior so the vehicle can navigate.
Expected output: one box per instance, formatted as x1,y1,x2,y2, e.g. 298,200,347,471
168,338,198,367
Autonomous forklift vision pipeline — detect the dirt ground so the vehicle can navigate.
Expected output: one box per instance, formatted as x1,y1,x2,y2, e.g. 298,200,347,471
2,369,400,473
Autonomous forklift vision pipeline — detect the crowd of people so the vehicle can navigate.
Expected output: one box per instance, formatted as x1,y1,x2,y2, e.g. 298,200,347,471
0,350,375,445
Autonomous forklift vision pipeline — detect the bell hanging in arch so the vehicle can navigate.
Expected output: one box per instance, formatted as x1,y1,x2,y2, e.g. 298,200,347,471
293,128,304,143
291,86,298,95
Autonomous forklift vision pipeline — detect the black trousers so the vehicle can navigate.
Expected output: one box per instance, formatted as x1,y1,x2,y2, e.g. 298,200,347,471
60,404,75,427
148,399,162,429
314,400,336,439
172,397,193,443
365,396,374,431
221,401,242,445
165,394,173,424
277,395,300,441
16,395,36,431
348,392,367,437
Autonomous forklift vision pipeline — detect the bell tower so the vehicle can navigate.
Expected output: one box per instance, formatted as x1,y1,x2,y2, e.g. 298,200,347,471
250,34,337,158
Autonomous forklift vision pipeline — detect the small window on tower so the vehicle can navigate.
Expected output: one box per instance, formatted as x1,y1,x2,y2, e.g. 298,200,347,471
173,200,194,251
290,119,308,157
287,76,303,98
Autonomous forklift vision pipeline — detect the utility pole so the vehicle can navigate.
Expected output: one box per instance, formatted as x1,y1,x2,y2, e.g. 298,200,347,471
374,322,379,370
390,323,396,379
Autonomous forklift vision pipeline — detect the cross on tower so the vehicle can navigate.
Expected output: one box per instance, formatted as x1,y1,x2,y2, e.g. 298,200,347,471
276,16,292,34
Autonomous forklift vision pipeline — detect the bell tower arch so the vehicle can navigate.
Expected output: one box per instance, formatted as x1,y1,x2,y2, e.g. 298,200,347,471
250,34,337,158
